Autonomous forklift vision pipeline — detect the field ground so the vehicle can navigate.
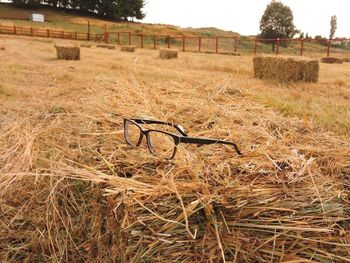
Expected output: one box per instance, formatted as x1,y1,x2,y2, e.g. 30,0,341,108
0,35,349,262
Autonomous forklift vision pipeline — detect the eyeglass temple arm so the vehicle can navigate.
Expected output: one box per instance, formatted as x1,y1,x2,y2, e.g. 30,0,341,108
179,137,242,156
131,119,188,136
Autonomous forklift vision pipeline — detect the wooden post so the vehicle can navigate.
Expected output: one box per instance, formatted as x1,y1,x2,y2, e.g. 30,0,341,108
215,37,219,53
168,35,171,48
128,32,131,45
254,38,258,55
300,38,304,56
198,37,201,52
61,30,64,39
327,39,331,57
141,33,144,48
75,32,77,40
30,27,33,36
183,37,185,52
276,38,280,55
13,25,16,34
87,21,90,41
153,35,156,50
47,29,50,37
117,32,120,45
234,35,238,52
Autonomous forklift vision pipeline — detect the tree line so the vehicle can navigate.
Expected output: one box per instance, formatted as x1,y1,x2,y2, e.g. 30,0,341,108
259,0,339,50
10,0,145,20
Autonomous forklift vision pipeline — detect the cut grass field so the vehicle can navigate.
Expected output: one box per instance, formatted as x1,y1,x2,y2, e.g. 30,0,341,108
0,35,349,262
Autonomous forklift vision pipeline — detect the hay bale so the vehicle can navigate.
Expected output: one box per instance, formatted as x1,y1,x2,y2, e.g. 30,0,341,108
80,44,92,48
97,44,116,50
321,57,343,64
55,45,80,60
159,48,178,59
221,51,241,56
253,55,319,83
121,45,136,52
342,58,350,63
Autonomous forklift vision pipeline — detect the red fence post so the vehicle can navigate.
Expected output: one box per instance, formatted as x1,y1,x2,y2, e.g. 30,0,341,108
199,37,201,52
128,32,131,45
13,25,16,35
183,37,185,52
140,33,144,48
276,38,280,55
327,39,331,57
87,21,90,41
47,29,50,37
215,37,218,53
300,38,304,56
254,38,258,55
30,27,33,36
168,35,171,48
154,35,156,49
234,35,238,52
61,30,64,38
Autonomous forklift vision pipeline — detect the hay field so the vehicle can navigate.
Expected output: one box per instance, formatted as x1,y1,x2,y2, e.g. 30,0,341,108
0,35,349,262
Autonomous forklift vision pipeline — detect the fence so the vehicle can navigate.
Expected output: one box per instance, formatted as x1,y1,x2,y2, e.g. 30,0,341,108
1,24,350,58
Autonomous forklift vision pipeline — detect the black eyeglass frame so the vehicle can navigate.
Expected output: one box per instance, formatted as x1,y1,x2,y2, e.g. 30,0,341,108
123,118,242,159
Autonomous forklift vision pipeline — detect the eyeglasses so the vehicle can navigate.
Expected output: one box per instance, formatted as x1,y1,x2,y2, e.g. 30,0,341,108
124,118,242,160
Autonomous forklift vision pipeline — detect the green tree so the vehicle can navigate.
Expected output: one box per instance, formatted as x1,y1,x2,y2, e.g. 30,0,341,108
329,15,337,39
9,0,145,20
259,0,296,51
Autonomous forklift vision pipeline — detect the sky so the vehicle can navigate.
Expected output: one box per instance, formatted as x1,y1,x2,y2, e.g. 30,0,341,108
142,0,350,38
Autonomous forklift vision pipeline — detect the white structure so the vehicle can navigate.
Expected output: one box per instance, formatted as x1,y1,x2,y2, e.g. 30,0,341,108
31,13,45,23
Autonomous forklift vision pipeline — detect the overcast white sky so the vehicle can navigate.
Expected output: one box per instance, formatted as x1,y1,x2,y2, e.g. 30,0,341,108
142,0,350,37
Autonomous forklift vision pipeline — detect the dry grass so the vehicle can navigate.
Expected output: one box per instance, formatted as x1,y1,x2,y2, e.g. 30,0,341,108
0,35,349,262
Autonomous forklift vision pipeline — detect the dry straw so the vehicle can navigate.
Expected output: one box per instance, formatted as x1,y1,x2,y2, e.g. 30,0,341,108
0,38,349,262
121,45,136,52
321,57,343,64
253,55,319,83
55,45,80,60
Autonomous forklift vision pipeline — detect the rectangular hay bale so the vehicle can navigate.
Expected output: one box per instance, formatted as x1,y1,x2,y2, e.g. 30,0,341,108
253,55,319,83
97,44,115,50
80,44,92,48
55,45,80,60
121,45,136,52
321,57,343,64
159,48,178,59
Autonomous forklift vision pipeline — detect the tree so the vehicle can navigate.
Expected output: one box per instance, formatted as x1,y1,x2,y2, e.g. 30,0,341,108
330,15,337,39
259,0,296,50
8,0,145,20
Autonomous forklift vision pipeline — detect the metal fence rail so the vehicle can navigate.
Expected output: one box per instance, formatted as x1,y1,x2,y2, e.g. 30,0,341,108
1,24,350,57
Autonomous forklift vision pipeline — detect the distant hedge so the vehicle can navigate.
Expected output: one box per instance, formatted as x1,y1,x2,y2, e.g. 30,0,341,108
9,0,145,20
